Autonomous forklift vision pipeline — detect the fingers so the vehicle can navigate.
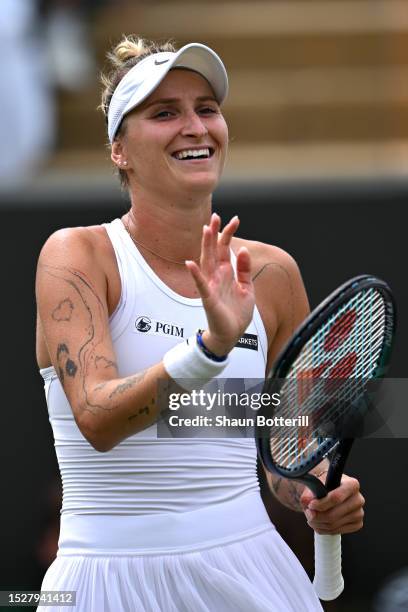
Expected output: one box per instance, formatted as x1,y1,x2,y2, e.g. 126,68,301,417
219,215,239,249
188,212,247,295
185,260,210,298
308,476,361,512
304,475,365,535
307,509,365,535
305,497,365,534
199,213,240,274
200,215,220,275
236,247,252,287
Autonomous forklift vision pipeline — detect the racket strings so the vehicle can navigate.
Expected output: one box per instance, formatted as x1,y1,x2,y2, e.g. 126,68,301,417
289,290,385,379
269,288,387,470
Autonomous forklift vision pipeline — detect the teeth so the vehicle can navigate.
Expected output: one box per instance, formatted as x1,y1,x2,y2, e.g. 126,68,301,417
174,148,210,160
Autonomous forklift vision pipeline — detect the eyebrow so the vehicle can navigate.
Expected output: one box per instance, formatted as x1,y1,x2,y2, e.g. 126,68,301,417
143,96,218,110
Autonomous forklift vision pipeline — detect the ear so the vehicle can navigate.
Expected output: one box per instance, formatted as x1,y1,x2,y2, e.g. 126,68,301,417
111,140,128,169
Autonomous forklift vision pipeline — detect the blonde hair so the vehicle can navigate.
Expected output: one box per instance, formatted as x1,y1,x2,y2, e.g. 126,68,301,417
100,35,176,189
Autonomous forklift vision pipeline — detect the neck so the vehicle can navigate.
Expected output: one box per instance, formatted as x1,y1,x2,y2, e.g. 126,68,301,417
124,189,213,263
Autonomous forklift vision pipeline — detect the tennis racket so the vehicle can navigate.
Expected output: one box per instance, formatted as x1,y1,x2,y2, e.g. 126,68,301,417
256,275,396,601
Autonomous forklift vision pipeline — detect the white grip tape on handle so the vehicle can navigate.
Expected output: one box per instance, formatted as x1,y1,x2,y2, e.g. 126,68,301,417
313,532,344,601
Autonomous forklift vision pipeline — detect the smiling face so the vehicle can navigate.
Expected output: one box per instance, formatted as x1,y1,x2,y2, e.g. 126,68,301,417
111,69,229,200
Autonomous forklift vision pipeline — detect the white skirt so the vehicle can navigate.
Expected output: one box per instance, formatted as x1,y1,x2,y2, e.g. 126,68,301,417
38,492,323,612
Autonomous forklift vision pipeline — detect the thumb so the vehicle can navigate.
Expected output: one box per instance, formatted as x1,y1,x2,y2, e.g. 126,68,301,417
236,247,252,286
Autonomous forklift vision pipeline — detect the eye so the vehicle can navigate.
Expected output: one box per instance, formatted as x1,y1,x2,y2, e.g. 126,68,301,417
198,106,218,115
153,110,175,119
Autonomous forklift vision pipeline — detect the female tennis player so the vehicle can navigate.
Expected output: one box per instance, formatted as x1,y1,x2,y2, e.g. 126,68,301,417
35,36,365,611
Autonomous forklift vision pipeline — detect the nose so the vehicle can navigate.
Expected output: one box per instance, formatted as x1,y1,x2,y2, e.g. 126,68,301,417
180,111,208,138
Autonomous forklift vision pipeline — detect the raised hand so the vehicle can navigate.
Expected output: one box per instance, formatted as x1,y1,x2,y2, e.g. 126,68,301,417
185,213,255,356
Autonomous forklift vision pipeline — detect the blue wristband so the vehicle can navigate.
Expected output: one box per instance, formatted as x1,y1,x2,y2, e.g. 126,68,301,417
196,330,228,363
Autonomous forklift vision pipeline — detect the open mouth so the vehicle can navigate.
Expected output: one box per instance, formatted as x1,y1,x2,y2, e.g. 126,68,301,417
172,147,215,161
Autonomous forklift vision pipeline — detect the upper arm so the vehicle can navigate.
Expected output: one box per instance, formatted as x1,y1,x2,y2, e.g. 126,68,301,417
36,228,119,421
251,243,310,373
251,243,310,510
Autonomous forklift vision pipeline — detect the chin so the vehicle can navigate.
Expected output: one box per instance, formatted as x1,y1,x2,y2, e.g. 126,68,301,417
180,172,220,195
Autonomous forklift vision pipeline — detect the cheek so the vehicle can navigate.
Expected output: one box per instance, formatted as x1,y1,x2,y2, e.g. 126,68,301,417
130,142,161,170
218,122,229,165
217,117,229,151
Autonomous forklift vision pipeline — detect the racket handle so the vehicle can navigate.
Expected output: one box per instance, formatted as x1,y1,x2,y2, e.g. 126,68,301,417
313,532,344,601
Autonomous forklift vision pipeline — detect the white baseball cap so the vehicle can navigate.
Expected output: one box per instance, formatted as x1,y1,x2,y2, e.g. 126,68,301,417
107,43,229,143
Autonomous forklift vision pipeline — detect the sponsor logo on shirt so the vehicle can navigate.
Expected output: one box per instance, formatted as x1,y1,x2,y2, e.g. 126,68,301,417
134,316,184,338
236,333,258,350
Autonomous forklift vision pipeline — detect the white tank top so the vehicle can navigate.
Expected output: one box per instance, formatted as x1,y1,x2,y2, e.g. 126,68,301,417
40,218,268,516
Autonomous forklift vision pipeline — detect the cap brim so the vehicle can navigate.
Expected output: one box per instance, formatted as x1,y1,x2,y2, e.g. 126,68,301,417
171,43,228,105
118,43,228,131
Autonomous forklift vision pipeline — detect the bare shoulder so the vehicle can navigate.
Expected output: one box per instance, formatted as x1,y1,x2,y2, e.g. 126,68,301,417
36,224,117,294
232,237,309,369
38,224,111,264
232,237,302,284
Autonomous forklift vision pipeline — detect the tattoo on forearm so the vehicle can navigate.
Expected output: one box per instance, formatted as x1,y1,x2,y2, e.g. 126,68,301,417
94,381,107,392
270,475,303,511
128,405,151,422
272,477,282,496
287,481,302,510
108,370,147,400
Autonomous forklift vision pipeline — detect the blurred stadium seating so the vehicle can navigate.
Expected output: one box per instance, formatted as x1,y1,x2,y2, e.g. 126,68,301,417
49,0,408,182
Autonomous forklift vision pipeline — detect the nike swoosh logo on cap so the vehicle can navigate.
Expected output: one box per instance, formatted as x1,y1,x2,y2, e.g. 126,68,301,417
155,59,169,66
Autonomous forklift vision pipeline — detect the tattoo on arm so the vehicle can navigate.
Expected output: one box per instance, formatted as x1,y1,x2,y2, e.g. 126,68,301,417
56,342,78,382
95,356,118,370
56,343,69,360
272,477,282,496
252,261,296,334
287,481,302,511
270,475,304,512
108,370,147,400
94,382,107,392
42,264,114,413
42,265,155,426
52,298,74,322
128,405,151,422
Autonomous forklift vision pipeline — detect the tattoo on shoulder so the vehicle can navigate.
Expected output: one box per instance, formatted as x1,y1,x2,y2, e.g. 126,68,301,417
252,261,296,334
252,261,291,283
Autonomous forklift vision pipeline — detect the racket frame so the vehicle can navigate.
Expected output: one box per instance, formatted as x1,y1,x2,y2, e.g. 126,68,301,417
256,274,396,493
256,274,396,601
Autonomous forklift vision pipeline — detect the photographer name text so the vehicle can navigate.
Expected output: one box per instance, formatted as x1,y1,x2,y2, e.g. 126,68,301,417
167,415,309,428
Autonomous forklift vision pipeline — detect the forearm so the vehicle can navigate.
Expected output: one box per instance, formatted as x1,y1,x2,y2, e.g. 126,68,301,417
78,362,170,451
265,459,330,512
